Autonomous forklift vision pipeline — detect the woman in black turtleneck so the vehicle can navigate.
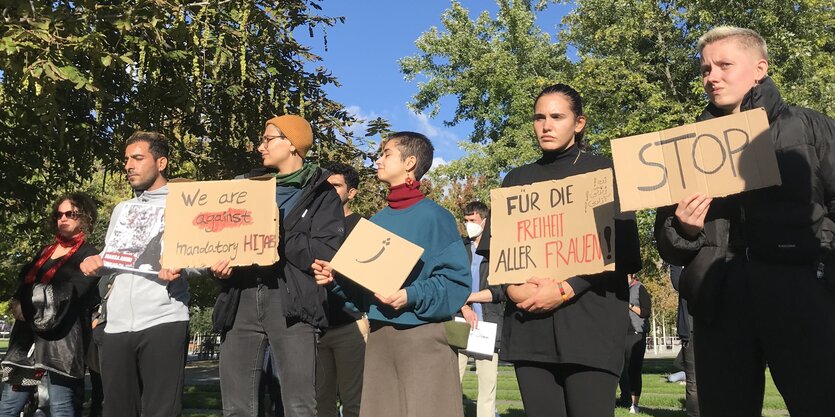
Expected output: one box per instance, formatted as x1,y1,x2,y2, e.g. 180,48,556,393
478,84,642,417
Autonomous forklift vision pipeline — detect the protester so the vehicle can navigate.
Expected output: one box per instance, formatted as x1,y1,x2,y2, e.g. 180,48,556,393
669,265,698,417
654,26,835,416
0,193,99,417
79,131,211,417
316,162,369,417
457,201,503,417
477,83,642,417
212,115,344,417
618,273,651,414
313,131,471,417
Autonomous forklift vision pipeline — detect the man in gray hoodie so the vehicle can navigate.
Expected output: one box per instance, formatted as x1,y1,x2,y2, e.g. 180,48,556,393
80,131,209,417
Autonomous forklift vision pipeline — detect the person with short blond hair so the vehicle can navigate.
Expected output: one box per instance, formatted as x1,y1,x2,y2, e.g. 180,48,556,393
655,26,835,416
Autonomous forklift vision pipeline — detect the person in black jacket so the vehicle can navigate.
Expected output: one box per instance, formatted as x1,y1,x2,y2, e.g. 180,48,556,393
0,193,100,417
669,265,698,417
478,83,642,417
654,26,835,417
211,115,345,417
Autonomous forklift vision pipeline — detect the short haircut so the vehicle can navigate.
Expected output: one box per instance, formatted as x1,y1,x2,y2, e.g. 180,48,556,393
386,131,435,180
697,26,769,60
125,131,170,161
464,201,488,219
322,162,360,190
49,192,98,235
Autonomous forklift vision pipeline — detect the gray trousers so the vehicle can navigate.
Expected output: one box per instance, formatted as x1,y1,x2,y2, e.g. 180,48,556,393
219,286,318,417
360,322,464,417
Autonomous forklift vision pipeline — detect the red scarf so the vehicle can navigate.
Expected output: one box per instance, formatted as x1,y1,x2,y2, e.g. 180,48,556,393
25,232,86,285
386,181,425,209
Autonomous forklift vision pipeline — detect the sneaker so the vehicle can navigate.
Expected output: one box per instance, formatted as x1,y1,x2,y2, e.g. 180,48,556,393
629,404,640,414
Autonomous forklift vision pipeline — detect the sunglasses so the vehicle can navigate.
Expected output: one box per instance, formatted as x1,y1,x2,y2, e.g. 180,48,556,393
52,210,81,221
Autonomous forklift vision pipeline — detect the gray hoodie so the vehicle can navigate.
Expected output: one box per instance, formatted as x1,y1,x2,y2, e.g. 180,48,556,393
99,185,203,333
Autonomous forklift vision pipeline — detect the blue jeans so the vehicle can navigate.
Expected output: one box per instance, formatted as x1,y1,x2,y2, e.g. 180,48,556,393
0,372,80,417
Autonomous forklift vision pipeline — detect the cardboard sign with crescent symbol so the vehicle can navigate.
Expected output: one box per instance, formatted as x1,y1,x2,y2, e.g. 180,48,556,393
329,218,425,298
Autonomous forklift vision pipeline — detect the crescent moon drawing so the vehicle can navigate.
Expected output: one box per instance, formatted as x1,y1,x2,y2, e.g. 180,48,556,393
356,238,392,263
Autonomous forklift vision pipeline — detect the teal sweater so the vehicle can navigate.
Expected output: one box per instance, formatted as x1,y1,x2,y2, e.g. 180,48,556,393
333,198,471,326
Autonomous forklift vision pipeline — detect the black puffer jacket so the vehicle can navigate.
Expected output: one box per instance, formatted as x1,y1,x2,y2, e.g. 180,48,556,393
217,167,344,329
655,77,835,317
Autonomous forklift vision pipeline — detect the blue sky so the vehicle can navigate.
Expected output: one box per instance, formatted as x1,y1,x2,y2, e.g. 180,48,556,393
298,1,572,167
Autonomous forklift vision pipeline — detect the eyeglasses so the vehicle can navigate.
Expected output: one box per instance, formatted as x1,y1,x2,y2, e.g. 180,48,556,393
52,210,81,221
260,134,287,146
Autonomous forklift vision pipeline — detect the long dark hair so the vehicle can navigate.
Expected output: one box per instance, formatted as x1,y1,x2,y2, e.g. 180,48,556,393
534,83,587,148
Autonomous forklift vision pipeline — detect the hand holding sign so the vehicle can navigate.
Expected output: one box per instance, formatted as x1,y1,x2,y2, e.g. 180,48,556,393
675,193,713,239
158,268,182,281
80,255,104,277
210,259,233,280
375,289,408,310
311,259,334,286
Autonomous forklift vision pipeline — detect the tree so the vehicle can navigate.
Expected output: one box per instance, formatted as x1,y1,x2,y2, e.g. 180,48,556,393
0,0,379,302
402,0,835,317
400,0,573,188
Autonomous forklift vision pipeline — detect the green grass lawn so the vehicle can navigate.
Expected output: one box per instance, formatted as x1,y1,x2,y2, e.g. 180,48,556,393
181,357,788,416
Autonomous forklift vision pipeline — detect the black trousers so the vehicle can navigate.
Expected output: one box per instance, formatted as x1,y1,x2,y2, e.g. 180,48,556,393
681,336,699,417
618,332,646,401
514,362,618,417
100,321,189,417
695,259,835,417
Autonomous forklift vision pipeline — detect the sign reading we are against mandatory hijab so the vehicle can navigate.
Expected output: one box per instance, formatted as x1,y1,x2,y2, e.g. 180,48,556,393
160,177,279,269
488,169,617,285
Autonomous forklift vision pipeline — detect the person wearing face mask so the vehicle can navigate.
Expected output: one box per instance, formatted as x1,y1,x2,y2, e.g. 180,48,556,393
654,26,835,416
457,201,503,417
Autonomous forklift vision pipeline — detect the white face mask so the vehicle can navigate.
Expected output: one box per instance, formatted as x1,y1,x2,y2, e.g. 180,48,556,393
466,222,483,239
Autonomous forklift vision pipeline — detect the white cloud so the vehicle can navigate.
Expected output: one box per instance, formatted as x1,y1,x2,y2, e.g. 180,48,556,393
343,105,380,139
430,157,448,171
409,111,459,143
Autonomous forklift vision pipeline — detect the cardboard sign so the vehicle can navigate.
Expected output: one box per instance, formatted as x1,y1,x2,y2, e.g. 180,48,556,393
611,108,781,211
160,177,279,268
488,169,616,285
330,218,424,297
101,203,166,274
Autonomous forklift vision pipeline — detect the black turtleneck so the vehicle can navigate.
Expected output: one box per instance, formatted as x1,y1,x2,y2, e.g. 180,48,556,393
477,144,642,374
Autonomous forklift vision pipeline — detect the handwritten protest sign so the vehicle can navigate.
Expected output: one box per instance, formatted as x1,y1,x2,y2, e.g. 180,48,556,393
488,169,616,285
101,203,166,274
330,218,424,298
611,108,781,211
160,177,279,268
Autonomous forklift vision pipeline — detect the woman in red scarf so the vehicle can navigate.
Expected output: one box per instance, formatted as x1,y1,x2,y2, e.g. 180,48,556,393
0,193,100,417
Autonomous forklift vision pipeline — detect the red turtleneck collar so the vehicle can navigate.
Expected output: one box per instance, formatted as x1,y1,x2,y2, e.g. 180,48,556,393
386,181,425,209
